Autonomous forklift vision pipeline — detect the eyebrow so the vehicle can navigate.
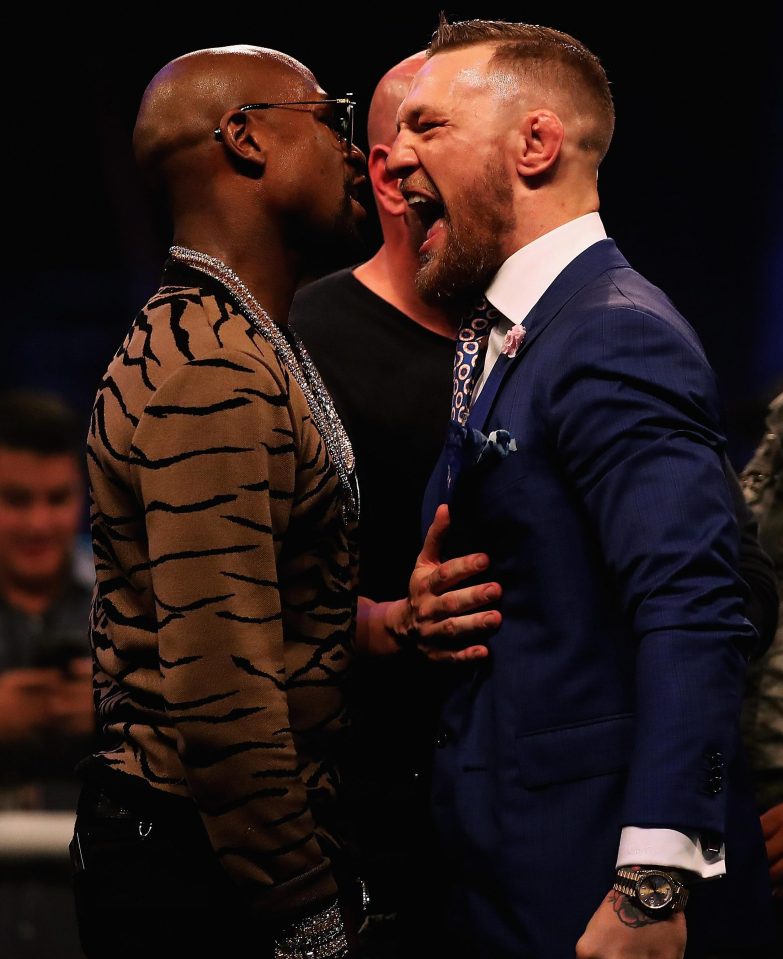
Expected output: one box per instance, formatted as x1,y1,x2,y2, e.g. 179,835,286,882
395,102,438,132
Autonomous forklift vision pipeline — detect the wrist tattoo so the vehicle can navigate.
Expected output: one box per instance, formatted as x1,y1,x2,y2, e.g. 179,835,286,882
607,890,658,928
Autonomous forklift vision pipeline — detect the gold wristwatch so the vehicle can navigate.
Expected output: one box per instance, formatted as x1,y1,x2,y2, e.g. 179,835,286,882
613,867,690,917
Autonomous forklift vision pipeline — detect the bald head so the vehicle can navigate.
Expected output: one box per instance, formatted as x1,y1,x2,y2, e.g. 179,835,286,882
367,51,428,149
133,44,316,178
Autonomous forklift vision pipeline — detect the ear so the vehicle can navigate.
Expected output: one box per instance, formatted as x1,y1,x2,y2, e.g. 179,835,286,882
368,143,407,217
214,109,267,174
516,110,564,179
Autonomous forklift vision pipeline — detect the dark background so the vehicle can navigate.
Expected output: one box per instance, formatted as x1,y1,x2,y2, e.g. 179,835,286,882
6,4,782,468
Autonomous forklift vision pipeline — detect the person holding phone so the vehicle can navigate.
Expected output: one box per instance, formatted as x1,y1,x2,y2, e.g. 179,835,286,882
0,389,94,958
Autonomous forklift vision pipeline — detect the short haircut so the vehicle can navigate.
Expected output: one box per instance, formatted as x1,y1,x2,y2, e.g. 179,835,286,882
0,390,82,457
429,17,615,162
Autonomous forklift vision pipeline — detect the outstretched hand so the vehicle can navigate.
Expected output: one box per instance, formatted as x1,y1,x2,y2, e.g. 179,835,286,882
386,503,502,662
761,802,783,890
0,658,94,743
355,504,502,660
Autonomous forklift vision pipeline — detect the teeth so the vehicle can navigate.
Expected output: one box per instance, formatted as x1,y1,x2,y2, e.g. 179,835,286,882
408,196,428,205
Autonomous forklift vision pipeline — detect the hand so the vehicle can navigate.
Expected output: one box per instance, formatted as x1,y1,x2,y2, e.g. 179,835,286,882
48,657,95,738
0,660,94,743
760,802,783,891
576,890,686,959
386,503,502,662
0,667,63,742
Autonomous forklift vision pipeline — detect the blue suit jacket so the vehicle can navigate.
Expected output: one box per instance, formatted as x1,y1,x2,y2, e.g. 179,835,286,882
422,240,773,958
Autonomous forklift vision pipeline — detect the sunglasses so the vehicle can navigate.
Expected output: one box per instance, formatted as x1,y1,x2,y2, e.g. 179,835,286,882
214,95,355,152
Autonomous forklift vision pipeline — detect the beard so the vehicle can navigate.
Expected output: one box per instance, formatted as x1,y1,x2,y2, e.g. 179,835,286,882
288,181,368,277
415,159,515,307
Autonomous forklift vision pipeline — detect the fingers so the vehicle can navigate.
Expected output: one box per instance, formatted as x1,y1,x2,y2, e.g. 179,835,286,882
49,684,95,735
11,668,62,691
417,581,501,628
421,643,490,664
65,657,93,677
761,804,783,884
424,552,492,597
418,607,502,648
760,803,783,839
417,503,450,566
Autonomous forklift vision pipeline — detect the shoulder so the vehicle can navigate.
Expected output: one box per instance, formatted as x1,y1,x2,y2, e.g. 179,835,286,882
767,392,783,432
528,272,723,425
143,281,268,362
114,283,291,399
290,268,359,332
292,268,357,304
545,267,710,374
71,536,96,592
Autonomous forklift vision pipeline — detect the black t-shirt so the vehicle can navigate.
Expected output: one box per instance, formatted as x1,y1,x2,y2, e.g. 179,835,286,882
291,269,456,909
291,267,454,602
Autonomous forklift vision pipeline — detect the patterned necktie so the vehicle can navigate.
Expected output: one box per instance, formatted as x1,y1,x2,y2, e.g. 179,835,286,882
451,296,502,426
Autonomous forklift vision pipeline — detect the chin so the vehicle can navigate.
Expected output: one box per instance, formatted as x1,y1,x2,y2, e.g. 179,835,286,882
416,229,505,307
10,558,65,585
349,196,367,222
415,257,473,307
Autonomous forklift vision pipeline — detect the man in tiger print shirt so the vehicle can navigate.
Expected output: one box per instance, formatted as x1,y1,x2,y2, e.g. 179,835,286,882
74,45,499,959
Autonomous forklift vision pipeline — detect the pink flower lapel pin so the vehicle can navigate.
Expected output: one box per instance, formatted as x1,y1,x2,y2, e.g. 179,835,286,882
501,323,526,358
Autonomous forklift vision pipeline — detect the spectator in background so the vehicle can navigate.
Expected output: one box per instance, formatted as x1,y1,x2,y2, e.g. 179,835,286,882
742,391,783,943
0,390,94,958
291,52,459,956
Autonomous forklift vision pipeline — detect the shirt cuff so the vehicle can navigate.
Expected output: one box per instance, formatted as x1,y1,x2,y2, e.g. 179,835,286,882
616,826,726,879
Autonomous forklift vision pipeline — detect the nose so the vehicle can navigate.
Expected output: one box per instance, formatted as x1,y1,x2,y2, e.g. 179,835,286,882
386,129,419,180
347,141,366,166
345,141,367,185
26,499,54,535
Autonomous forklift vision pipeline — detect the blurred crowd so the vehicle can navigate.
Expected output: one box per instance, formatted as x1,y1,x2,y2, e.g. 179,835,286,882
0,391,94,956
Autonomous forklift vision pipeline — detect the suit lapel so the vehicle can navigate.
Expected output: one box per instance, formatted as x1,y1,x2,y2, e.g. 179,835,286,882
469,239,631,433
425,239,632,526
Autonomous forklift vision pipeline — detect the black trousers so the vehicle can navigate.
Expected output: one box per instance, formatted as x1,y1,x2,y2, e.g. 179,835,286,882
71,782,273,958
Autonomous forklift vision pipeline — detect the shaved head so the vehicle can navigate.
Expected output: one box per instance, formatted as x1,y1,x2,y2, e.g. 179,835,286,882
130,42,366,287
133,44,317,179
367,51,428,149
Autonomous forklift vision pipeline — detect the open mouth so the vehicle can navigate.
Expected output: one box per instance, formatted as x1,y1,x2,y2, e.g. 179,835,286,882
403,190,446,235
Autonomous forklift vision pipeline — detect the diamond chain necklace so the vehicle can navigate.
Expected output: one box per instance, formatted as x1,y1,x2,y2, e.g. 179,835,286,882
169,245,358,521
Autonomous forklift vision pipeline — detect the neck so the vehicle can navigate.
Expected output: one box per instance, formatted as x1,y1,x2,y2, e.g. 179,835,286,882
506,185,600,257
171,222,300,326
0,568,65,617
353,241,457,340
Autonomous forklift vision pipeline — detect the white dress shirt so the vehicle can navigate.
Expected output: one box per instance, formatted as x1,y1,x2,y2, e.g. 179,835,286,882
474,212,725,878
474,212,606,399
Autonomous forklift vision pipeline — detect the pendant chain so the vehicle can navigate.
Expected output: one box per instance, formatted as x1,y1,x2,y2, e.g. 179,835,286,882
169,246,358,520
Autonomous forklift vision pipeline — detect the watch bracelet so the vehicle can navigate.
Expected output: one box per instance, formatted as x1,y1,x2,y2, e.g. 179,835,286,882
613,867,641,899
273,900,348,959
613,867,689,911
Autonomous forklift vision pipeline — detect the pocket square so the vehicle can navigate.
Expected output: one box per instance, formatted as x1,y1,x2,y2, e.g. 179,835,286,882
449,422,518,471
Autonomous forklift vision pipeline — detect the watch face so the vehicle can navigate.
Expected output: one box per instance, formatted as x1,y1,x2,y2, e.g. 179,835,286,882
637,872,674,910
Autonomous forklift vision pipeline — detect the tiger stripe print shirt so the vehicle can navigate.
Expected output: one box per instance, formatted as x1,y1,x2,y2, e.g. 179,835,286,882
85,263,358,918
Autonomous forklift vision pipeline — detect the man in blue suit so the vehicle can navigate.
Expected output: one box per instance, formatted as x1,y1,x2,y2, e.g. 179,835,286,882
387,18,776,959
